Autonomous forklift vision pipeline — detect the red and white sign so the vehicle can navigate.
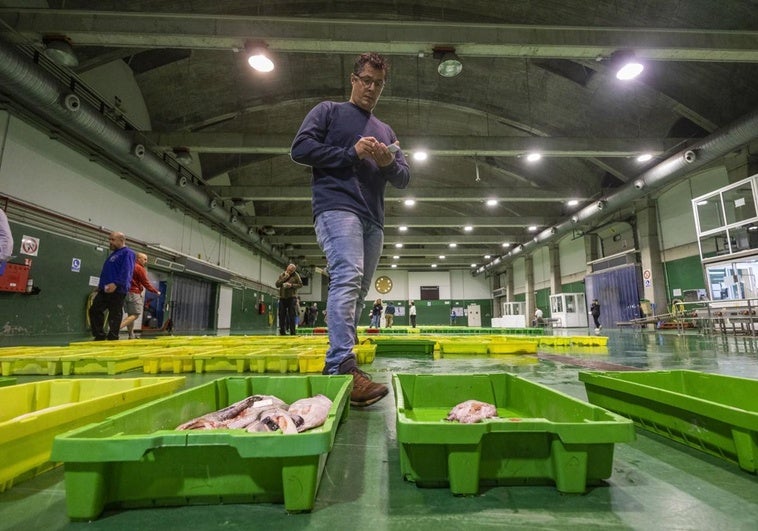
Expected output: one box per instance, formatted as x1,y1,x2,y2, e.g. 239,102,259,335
20,235,40,256
642,269,652,280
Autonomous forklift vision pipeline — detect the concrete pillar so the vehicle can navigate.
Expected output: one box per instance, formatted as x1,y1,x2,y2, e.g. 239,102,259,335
549,243,561,294
584,234,600,271
525,255,535,319
636,199,668,314
505,264,514,302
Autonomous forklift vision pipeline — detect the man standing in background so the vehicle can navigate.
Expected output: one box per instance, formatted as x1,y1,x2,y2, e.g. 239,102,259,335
90,231,135,341
0,208,13,265
120,252,160,339
275,263,302,335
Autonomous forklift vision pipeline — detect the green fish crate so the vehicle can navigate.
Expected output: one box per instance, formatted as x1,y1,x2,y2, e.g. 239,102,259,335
393,373,634,495
579,370,758,473
51,375,352,520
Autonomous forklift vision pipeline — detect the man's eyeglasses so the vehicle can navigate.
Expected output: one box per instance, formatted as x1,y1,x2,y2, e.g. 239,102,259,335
353,74,385,89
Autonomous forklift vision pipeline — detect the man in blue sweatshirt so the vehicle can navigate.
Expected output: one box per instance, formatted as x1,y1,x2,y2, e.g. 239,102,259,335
291,52,411,407
89,231,135,340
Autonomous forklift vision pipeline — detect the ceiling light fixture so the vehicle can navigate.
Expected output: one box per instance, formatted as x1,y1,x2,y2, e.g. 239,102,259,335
395,243,403,248
613,50,644,80
43,35,79,67
392,255,400,260
484,254,491,259
502,242,510,248
433,47,463,78
637,153,653,162
486,199,498,207
463,225,473,232
399,225,408,232
528,226,538,232
449,242,457,248
245,41,274,72
391,263,398,268
431,263,438,268
567,199,579,206
404,199,416,207
525,152,542,162
412,151,428,161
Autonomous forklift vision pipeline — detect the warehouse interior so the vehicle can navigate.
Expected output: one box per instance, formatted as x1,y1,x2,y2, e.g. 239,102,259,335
0,2,758,530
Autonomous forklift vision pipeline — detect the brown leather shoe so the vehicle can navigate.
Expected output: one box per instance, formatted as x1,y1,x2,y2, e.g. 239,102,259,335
348,368,389,407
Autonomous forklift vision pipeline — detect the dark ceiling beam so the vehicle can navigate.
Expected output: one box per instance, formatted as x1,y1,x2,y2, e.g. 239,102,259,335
145,132,686,157
210,185,590,202
249,216,559,227
5,11,758,62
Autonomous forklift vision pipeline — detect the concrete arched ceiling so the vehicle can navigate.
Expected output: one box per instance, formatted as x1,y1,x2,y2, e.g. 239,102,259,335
1,1,758,269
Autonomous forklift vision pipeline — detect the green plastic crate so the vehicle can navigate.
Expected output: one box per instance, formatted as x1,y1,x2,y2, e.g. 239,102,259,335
0,377,16,387
51,375,352,520
393,373,634,495
0,376,185,493
579,370,758,473
370,339,436,357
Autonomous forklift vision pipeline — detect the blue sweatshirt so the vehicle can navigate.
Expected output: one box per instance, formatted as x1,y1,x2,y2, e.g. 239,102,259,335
291,101,411,228
98,246,136,294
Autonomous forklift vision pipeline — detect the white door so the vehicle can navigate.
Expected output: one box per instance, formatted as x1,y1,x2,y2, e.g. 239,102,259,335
217,285,233,330
467,304,481,327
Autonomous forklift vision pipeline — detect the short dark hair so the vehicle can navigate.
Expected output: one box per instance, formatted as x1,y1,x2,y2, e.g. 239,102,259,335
353,52,389,76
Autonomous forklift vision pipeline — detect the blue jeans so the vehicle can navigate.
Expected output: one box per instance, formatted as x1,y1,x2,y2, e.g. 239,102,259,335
315,210,384,374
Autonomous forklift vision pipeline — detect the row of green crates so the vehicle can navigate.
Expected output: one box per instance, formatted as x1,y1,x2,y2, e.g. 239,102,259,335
3,370,756,519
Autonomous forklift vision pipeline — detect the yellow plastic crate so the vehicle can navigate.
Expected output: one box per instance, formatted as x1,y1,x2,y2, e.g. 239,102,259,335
298,351,326,373
571,335,609,347
0,376,185,492
538,336,571,347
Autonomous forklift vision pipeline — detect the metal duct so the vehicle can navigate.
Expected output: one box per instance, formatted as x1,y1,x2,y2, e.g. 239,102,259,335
0,38,286,265
481,106,758,275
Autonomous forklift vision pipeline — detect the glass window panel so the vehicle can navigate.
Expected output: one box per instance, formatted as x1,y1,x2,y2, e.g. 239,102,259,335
699,230,730,258
723,184,757,225
695,196,724,233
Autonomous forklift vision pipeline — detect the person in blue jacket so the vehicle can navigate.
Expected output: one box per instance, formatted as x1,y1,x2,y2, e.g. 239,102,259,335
291,52,411,407
89,231,135,340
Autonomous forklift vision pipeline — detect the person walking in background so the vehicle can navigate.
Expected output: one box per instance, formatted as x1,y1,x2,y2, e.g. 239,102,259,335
409,301,417,328
119,252,160,339
0,207,13,265
532,307,544,327
291,52,411,407
276,263,303,335
591,299,602,330
384,301,395,328
89,231,135,341
370,298,383,328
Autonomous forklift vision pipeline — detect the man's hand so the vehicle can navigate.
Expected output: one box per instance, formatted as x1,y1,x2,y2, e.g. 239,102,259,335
355,136,378,160
283,282,292,288
104,283,116,293
372,142,399,167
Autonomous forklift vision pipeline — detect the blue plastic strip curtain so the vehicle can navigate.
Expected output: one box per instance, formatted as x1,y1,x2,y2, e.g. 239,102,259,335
170,275,214,332
585,264,642,328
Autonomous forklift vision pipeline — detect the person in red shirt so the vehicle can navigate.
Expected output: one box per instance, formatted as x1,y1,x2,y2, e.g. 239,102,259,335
120,252,160,339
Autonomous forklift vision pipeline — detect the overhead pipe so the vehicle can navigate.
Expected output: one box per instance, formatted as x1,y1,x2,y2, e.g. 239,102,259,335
0,37,287,264
479,105,758,275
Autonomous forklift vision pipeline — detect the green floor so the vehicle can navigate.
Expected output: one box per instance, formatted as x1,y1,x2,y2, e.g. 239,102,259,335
1,330,758,530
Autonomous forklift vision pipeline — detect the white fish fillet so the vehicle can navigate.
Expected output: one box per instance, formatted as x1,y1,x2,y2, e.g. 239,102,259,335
445,400,498,424
287,394,332,432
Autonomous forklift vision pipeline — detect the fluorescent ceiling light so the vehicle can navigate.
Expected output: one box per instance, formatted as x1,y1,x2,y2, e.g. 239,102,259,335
404,199,416,207
526,153,542,162
398,225,408,232
567,199,579,206
616,61,644,80
412,151,428,161
486,199,498,207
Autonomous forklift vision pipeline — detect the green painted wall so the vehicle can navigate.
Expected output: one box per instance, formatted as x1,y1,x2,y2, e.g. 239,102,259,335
664,255,706,298
536,288,551,317
561,281,585,294
0,223,104,339
356,298,494,327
